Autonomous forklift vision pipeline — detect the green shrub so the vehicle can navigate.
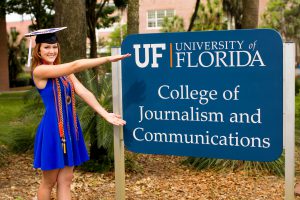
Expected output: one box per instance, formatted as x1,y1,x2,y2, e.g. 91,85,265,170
14,77,30,87
296,78,300,95
78,151,142,173
5,126,35,153
1,89,42,153
78,158,113,172
183,154,285,176
125,152,142,173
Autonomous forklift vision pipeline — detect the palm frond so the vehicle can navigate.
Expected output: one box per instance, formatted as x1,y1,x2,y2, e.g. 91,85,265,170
182,153,284,176
77,70,115,165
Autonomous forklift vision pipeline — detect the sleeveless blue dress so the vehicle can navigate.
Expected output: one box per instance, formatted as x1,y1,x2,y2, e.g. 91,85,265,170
33,77,89,170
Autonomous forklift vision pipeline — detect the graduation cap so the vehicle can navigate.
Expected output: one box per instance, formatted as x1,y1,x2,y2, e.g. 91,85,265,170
25,27,67,67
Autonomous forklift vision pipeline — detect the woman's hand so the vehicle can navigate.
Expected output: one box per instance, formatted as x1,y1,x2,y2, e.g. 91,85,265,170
104,113,126,126
109,53,131,62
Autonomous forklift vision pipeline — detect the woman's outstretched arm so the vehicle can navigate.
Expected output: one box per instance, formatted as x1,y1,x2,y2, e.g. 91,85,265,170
33,54,131,79
68,74,126,126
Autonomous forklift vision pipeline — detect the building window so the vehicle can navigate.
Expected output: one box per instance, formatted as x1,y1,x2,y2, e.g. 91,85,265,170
147,9,175,29
10,27,17,33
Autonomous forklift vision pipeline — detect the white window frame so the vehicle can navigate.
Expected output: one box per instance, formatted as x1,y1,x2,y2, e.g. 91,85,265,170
147,9,175,29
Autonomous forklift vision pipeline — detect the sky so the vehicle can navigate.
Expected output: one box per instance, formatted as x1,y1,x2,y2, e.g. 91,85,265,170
6,13,31,22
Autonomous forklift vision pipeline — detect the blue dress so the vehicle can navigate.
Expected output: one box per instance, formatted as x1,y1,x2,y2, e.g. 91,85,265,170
33,77,89,170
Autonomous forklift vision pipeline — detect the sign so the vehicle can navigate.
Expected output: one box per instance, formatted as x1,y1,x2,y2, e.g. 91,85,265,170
121,29,283,161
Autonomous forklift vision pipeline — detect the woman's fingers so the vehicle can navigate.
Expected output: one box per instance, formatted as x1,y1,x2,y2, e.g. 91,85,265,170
118,118,126,125
110,54,131,62
113,119,126,126
123,53,131,58
114,114,122,118
107,113,126,126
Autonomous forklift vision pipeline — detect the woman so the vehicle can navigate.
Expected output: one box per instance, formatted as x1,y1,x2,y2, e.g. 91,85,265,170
28,27,130,199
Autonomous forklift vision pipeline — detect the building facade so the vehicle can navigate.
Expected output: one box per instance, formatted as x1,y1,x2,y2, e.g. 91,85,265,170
7,0,271,47
139,0,196,33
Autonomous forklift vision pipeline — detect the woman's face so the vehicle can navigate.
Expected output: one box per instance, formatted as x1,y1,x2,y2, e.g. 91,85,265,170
39,43,59,64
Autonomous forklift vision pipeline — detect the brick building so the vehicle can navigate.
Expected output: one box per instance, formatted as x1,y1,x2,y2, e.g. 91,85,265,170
6,0,271,47
6,14,32,46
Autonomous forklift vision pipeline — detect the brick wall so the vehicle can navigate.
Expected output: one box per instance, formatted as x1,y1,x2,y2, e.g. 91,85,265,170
6,20,32,47
139,0,197,33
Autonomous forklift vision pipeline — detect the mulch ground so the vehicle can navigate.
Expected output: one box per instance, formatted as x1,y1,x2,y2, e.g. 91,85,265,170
0,152,288,200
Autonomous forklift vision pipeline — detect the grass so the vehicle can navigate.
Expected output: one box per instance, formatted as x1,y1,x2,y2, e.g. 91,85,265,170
0,92,27,143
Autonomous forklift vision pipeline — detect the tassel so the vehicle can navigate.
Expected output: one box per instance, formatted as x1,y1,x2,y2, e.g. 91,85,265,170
61,138,66,154
63,143,66,154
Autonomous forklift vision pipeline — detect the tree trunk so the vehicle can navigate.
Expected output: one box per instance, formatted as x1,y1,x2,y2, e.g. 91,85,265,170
241,0,259,29
88,23,97,59
188,0,201,31
0,7,9,91
86,0,98,58
54,0,86,63
127,0,139,34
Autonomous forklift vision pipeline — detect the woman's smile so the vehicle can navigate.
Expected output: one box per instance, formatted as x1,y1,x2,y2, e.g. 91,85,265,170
40,43,58,64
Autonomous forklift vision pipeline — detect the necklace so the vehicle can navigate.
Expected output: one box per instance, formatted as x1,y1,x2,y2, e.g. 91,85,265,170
52,76,79,154
53,78,67,154
62,76,79,140
56,76,79,144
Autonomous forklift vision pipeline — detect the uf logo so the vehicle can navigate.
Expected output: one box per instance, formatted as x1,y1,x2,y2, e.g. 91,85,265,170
133,44,166,68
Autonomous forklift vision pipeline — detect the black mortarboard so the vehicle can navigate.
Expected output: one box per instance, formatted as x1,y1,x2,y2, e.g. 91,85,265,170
35,33,58,44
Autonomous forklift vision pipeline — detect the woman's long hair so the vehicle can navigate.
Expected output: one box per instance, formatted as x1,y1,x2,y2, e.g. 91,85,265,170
31,43,61,73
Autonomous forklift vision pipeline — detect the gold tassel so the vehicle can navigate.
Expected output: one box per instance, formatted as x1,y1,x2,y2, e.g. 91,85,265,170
63,143,66,154
62,138,66,154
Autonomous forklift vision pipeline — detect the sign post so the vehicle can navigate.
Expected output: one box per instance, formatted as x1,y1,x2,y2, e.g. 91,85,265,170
112,48,125,200
284,42,295,200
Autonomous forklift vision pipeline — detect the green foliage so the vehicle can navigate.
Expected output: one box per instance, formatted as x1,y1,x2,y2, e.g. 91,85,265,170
125,152,143,173
7,30,27,88
193,0,227,31
78,158,113,172
296,78,300,95
5,0,54,29
96,3,119,29
1,89,43,153
261,0,300,42
261,0,285,29
77,70,139,172
222,0,243,29
5,126,35,153
183,154,285,176
160,15,185,33
0,92,25,139
113,0,128,10
86,0,126,58
79,151,143,173
105,24,127,50
76,70,115,171
14,72,33,87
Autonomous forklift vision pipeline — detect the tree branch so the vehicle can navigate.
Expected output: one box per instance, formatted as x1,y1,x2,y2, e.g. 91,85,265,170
188,0,201,31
